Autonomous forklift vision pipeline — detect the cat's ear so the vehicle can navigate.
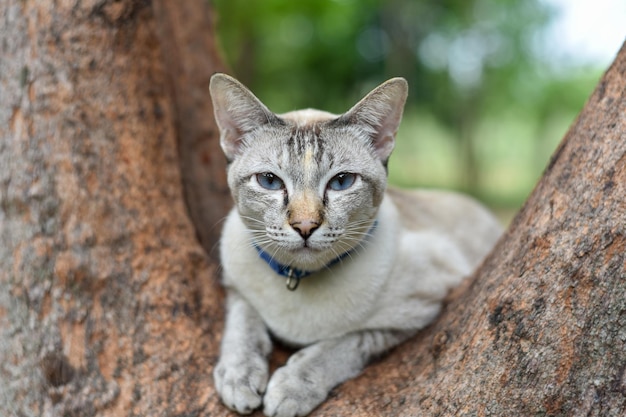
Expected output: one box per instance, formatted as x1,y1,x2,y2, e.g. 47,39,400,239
342,78,408,162
209,73,278,160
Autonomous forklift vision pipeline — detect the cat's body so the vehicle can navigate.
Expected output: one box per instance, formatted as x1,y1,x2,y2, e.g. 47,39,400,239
210,74,502,417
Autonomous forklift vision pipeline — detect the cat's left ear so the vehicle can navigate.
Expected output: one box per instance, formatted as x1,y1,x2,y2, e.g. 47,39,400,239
342,78,408,162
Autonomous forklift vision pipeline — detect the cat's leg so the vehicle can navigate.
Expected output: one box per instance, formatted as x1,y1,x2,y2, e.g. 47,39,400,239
263,329,413,417
214,289,272,414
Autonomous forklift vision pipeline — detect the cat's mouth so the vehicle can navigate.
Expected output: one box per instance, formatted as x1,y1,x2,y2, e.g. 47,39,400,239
301,240,317,249
285,242,330,262
264,237,340,269
290,243,322,253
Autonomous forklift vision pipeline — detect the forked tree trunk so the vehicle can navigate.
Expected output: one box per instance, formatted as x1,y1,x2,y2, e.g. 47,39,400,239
0,1,226,416
0,1,624,415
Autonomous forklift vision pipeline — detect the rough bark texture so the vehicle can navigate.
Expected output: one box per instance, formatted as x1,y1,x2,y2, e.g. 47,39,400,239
0,1,225,416
0,1,624,416
152,0,231,261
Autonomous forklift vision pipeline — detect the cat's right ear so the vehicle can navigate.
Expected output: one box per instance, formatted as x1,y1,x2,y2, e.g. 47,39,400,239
209,73,277,160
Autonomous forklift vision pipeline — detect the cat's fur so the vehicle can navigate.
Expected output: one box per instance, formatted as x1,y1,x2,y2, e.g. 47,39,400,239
210,73,502,417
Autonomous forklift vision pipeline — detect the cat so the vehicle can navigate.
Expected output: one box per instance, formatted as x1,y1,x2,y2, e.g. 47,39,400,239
209,73,502,417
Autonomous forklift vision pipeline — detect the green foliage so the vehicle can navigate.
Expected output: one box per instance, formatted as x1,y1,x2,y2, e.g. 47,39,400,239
211,0,603,211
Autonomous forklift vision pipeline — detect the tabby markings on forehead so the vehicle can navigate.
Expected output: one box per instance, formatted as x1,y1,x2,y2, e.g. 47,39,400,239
284,124,329,167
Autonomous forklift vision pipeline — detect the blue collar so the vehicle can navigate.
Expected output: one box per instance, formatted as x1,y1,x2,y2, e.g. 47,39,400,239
254,220,378,291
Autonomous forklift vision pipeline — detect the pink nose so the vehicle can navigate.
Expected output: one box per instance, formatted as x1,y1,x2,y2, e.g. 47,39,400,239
290,220,320,240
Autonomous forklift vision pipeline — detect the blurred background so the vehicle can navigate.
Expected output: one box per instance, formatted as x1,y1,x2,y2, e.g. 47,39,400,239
210,0,625,221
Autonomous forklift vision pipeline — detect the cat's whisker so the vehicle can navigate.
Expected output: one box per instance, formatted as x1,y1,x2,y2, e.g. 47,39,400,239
337,236,369,247
343,219,377,228
266,242,286,262
334,238,371,259
249,237,277,249
239,215,267,226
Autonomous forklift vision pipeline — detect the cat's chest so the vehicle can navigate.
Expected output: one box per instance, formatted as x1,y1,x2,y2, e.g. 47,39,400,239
220,210,397,345
226,252,393,345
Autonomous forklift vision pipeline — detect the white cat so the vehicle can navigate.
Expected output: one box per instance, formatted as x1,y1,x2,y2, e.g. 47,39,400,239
209,73,502,417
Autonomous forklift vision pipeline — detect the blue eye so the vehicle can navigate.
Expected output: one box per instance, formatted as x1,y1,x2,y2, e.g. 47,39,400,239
256,172,285,190
328,173,357,191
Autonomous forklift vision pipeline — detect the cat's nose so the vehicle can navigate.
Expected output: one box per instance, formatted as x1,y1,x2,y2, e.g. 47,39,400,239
290,220,320,240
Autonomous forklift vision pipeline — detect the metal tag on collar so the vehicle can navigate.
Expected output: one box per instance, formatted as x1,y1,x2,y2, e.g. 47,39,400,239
285,268,300,291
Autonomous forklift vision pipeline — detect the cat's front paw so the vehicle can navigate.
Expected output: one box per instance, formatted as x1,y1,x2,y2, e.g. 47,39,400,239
263,366,327,417
213,356,269,415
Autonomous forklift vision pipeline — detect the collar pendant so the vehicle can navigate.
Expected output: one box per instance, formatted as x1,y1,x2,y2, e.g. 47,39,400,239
285,268,300,291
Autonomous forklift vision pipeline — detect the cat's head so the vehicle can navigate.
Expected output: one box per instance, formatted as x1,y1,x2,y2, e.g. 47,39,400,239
210,74,407,271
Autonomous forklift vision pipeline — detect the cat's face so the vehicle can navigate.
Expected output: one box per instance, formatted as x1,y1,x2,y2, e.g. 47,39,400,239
210,75,407,270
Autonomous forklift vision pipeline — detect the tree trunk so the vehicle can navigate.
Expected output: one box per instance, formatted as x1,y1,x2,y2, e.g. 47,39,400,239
152,0,231,261
0,1,624,416
0,1,226,416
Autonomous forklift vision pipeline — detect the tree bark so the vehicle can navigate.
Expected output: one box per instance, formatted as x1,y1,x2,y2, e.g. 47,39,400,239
0,1,226,416
152,0,231,261
0,1,624,416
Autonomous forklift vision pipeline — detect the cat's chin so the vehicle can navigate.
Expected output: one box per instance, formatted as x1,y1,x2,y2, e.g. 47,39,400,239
288,246,323,260
282,246,337,271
